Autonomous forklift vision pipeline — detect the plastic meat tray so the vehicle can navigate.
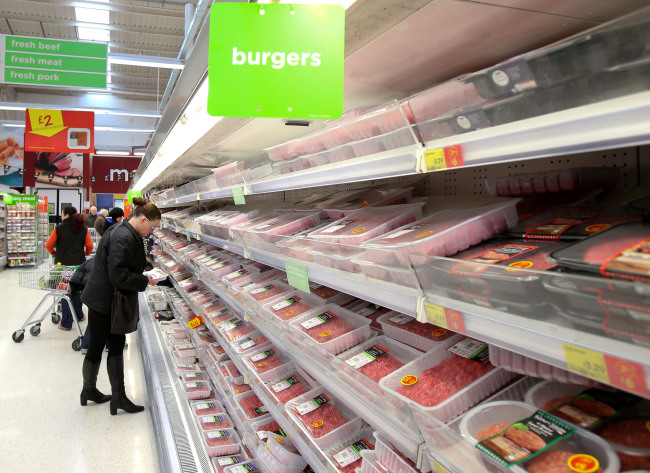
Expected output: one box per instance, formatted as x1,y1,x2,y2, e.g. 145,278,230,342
289,304,372,355
377,312,462,352
243,281,294,305
373,431,419,473
321,188,414,220
259,290,326,323
244,346,294,383
200,428,242,457
182,380,212,400
486,168,617,197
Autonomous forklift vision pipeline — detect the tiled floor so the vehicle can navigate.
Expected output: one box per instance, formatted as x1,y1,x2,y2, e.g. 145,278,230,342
0,267,160,472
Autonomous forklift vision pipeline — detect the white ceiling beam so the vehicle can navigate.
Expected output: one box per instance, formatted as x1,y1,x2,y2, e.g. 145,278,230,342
0,101,161,118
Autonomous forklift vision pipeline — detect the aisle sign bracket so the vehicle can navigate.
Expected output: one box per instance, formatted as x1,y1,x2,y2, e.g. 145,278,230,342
0,35,107,89
208,3,344,119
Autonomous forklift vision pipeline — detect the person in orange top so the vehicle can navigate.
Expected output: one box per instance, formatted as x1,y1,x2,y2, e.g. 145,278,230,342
46,206,93,266
45,206,93,330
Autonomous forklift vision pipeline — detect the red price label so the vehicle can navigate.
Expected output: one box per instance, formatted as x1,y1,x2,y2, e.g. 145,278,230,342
188,316,203,329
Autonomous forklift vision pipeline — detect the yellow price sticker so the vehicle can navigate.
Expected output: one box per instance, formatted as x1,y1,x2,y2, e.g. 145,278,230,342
425,302,448,329
29,109,67,137
424,148,446,171
563,343,611,385
433,461,452,473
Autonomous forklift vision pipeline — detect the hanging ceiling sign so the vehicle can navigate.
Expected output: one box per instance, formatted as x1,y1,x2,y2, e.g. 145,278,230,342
208,3,344,119
0,35,107,89
25,109,94,153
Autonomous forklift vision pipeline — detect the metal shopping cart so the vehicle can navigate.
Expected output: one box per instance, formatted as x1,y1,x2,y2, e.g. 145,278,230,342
88,228,101,259
12,265,84,351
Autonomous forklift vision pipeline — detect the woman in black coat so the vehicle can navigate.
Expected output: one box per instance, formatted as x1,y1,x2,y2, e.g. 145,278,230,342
80,198,161,414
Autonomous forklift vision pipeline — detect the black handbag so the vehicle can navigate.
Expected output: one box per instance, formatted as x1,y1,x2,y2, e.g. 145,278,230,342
111,289,139,334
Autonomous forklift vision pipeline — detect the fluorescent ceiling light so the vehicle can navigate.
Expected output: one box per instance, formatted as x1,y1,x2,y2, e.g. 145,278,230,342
77,27,110,42
0,102,161,118
132,152,146,156
95,150,131,156
95,126,155,133
257,0,359,8
75,7,109,24
108,55,185,70
1,123,25,128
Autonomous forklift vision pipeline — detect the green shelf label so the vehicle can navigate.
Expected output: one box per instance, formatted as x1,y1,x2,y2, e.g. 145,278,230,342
232,186,246,205
285,261,310,293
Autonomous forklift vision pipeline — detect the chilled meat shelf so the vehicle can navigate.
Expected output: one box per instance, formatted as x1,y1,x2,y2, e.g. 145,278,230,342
163,250,427,471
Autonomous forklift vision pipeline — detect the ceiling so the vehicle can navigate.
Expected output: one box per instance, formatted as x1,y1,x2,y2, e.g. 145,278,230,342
143,0,650,190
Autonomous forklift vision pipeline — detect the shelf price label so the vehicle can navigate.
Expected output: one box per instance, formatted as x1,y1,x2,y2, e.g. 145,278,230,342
232,186,246,205
285,261,310,293
563,343,649,397
423,145,464,172
425,302,466,334
432,460,452,473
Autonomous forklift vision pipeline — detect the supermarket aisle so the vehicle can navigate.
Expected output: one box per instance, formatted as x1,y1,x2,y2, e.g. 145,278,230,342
0,268,160,473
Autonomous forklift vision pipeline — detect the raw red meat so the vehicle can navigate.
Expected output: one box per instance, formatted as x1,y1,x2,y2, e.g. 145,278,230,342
477,423,511,441
238,394,267,419
293,403,349,438
186,382,210,393
209,344,226,357
301,315,355,343
226,379,251,395
237,335,269,350
200,415,230,430
219,365,230,377
396,356,494,406
272,379,310,404
193,401,222,416
599,419,650,470
258,420,282,433
357,354,405,382
525,450,604,473
269,299,315,321
226,363,242,378
248,283,290,302
353,304,392,329
226,324,254,340
213,455,247,473
206,434,236,447
388,317,457,342
248,351,285,374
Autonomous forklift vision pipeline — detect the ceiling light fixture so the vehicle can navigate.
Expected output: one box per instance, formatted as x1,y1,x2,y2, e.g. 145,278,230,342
0,102,161,118
108,54,185,70
95,150,131,156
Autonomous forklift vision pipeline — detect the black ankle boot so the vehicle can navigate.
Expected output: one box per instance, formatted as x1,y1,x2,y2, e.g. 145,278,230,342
81,358,111,406
107,355,144,415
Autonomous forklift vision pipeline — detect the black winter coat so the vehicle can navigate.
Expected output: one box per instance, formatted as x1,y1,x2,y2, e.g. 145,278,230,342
81,220,148,314
53,218,88,266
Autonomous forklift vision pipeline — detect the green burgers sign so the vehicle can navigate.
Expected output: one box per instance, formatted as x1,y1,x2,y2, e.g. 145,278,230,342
208,3,344,119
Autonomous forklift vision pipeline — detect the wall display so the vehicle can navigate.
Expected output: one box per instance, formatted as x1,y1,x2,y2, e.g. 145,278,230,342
208,3,344,119
91,156,141,194
0,126,24,187
25,109,94,153
31,151,84,187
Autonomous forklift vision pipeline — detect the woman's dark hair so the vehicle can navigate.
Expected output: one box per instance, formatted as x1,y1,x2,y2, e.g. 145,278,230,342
131,197,161,221
71,214,86,233
62,206,77,217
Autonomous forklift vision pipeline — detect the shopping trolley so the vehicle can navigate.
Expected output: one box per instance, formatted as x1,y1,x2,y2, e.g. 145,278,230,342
12,265,84,351
88,228,101,259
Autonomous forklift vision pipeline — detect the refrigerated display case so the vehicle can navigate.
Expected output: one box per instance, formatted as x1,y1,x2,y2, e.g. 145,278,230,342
7,195,39,268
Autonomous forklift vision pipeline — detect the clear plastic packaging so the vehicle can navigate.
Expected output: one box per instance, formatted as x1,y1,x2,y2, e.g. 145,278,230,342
208,343,230,363
197,413,233,431
358,450,385,473
259,290,326,323
200,428,241,457
243,281,294,305
266,371,315,405
222,460,262,473
191,399,225,416
182,380,212,400
324,426,376,473
182,371,209,383
486,168,618,197
320,188,414,220
247,212,321,244
224,378,252,396
346,302,394,331
289,304,372,355
173,343,199,359
310,285,356,307
257,444,303,473
380,345,515,423
458,401,619,473
211,452,250,473
174,360,200,378
230,330,272,354
267,434,307,471
225,361,245,385
361,201,519,267
376,312,461,352
349,126,419,158
403,79,484,123
373,431,419,473
490,346,603,387
285,387,364,449
244,346,294,383
233,391,269,419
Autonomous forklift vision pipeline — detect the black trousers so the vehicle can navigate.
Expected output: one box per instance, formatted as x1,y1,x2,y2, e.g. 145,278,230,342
84,308,126,363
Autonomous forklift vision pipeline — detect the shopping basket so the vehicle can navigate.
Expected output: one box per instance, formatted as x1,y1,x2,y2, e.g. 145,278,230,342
12,265,84,351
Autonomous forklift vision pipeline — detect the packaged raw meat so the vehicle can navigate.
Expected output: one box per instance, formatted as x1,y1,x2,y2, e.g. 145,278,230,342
309,285,355,306
290,304,372,355
208,343,229,363
260,291,326,322
285,388,363,449
174,343,199,358
267,434,307,471
377,312,460,352
220,318,254,341
358,450,387,473
182,371,208,382
337,336,422,384
307,203,422,256
249,418,286,440
549,222,650,282
208,309,234,326
346,302,393,330
183,380,212,400
459,401,619,473
256,444,302,473
598,418,650,471
174,360,200,377
234,391,268,419
490,346,604,387
380,342,515,422
373,431,419,473
224,378,252,396
245,347,293,383
403,79,483,123
266,373,313,405
349,126,419,158
191,399,225,416
225,362,245,384
198,413,233,431
211,453,250,473
231,212,287,240
247,212,321,244
201,429,241,457
221,267,263,289
486,168,617,197
506,206,641,241
361,201,519,267
222,460,261,473
243,281,293,305
324,427,376,473
231,331,271,354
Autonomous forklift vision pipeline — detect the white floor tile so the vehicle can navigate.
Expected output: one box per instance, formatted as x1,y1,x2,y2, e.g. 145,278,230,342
0,267,160,472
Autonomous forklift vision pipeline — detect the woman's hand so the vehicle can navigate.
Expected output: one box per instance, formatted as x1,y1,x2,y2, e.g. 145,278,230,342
147,274,157,286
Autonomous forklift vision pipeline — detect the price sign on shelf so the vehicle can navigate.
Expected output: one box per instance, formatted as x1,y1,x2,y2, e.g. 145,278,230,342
425,302,466,334
563,343,649,397
423,145,464,172
232,186,246,205
432,460,453,473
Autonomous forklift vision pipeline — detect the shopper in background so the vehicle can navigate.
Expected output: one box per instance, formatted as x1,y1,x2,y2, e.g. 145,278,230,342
46,206,94,330
86,205,98,227
102,207,124,234
81,198,161,413
94,208,108,236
